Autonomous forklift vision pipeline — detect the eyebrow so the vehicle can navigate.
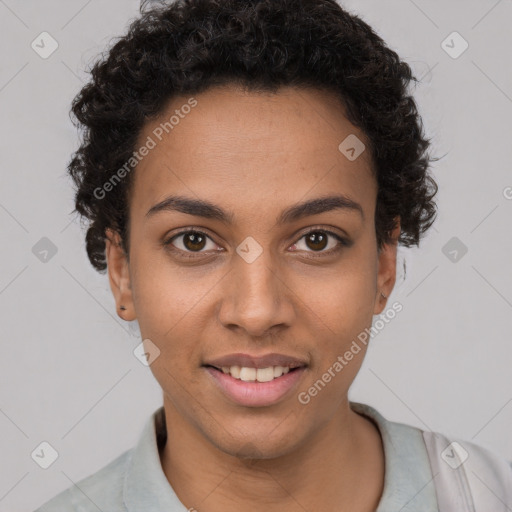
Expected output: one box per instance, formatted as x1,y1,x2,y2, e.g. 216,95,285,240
145,193,364,224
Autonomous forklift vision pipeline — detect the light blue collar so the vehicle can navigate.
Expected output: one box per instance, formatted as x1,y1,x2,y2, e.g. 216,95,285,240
123,406,188,511
123,402,438,511
350,401,438,511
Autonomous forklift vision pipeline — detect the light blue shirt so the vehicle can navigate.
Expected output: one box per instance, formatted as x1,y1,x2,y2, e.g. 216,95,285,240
33,401,449,511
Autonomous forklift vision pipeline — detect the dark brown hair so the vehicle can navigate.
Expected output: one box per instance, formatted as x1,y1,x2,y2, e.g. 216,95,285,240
68,0,439,272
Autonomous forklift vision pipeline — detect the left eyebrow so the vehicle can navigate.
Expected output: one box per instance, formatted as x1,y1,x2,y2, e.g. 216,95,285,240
145,193,365,224
277,194,365,223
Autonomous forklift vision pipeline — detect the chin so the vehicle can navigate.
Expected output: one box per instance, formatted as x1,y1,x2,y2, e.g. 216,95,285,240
212,428,301,462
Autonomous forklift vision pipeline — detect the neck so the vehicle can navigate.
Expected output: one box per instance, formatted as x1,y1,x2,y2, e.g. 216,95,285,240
159,398,384,512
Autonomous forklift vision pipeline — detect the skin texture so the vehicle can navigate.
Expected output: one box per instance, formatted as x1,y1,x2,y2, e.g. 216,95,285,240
106,84,400,511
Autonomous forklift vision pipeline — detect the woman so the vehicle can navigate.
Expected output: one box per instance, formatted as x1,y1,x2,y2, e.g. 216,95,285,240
34,0,512,510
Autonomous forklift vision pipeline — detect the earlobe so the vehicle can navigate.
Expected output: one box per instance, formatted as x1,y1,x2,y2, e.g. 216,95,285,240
105,228,136,321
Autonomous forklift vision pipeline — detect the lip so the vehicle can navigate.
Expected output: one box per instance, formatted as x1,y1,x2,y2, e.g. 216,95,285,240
203,352,309,370
204,365,307,407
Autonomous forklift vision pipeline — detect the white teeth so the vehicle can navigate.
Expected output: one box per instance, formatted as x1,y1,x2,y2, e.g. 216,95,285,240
229,365,241,379
273,366,284,378
239,367,257,381
219,365,296,382
256,367,274,382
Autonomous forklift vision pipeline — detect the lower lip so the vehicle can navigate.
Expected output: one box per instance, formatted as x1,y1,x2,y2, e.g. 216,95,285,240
204,366,307,407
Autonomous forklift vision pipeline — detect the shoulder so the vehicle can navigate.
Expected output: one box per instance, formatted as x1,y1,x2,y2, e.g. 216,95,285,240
422,428,512,473
421,428,512,508
32,448,133,512
351,401,512,509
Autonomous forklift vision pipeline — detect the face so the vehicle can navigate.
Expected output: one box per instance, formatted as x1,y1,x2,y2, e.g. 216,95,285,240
106,84,399,460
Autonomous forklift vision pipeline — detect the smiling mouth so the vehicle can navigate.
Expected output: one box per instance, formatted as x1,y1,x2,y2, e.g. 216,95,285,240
203,364,304,383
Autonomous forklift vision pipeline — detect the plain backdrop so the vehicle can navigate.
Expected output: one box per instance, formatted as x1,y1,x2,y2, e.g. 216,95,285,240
1,0,511,510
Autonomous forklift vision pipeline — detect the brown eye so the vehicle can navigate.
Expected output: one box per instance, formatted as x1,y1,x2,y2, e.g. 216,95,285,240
290,229,349,256
304,231,328,251
182,232,207,251
164,230,218,254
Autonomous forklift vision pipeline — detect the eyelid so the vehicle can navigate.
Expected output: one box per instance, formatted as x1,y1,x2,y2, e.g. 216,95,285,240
289,226,350,257
294,225,349,242
163,227,222,257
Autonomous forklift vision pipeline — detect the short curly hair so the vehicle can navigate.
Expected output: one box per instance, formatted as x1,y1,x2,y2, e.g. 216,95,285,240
68,0,439,273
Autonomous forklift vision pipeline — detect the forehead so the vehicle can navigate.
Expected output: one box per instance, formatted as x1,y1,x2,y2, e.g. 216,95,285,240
130,84,376,221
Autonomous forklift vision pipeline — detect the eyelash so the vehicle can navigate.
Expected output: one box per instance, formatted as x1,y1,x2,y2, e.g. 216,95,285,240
163,227,350,260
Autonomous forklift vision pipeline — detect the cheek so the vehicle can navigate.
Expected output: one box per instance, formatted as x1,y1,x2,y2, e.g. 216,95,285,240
131,261,209,401
129,243,183,326
305,263,377,340
299,257,377,398
297,272,375,410
129,249,218,363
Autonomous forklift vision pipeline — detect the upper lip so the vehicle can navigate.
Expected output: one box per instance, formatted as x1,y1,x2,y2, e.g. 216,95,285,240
203,352,308,370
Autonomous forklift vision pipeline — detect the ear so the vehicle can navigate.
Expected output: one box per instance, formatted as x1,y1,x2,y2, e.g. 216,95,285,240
105,228,136,321
373,218,401,316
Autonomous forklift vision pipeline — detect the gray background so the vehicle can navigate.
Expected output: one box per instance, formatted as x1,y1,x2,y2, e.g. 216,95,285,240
1,0,511,510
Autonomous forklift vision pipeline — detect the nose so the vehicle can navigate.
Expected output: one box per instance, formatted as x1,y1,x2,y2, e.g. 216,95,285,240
218,248,296,338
